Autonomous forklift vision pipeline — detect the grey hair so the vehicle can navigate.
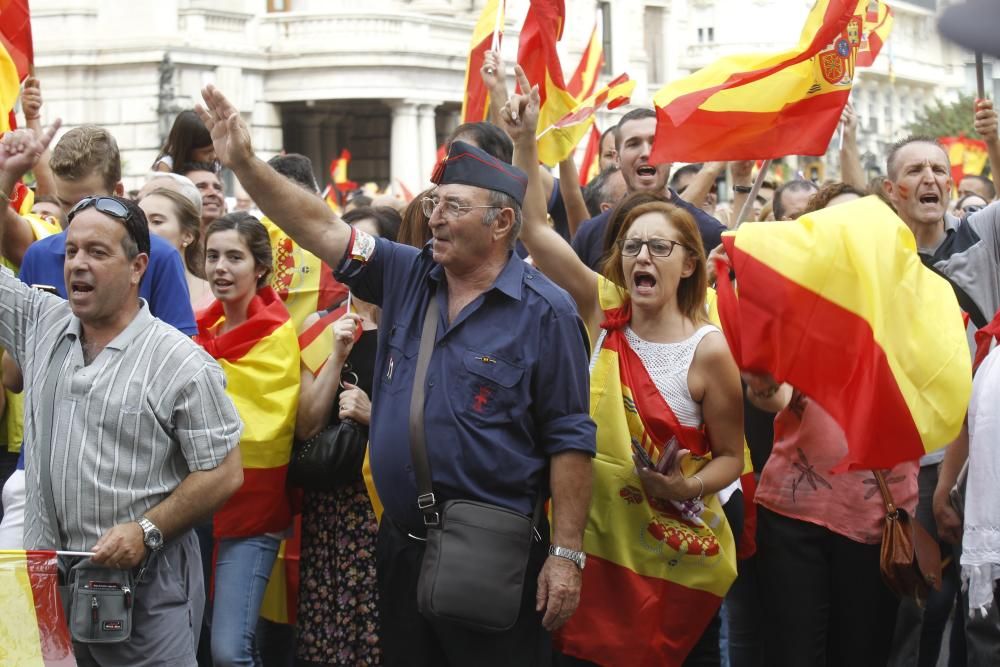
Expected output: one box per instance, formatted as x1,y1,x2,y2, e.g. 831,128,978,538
483,190,523,249
142,172,203,216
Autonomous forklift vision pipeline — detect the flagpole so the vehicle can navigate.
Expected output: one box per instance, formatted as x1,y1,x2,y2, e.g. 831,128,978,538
491,0,504,52
735,159,771,227
976,52,986,99
0,549,95,557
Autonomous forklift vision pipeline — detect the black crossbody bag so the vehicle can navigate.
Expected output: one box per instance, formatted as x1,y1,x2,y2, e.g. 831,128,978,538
38,337,135,644
409,291,541,633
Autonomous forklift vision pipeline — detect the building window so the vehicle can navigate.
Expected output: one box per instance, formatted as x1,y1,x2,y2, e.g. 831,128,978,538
599,1,612,75
267,0,290,11
645,6,665,84
707,27,714,42
697,28,704,43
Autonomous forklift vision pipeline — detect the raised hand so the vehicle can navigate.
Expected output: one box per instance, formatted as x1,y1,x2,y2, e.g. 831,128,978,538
840,101,858,135
481,50,507,96
497,65,540,144
21,76,42,122
975,98,998,144
0,121,61,179
196,85,254,169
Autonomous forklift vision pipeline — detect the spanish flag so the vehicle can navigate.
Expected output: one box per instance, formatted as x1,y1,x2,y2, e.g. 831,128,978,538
651,0,893,163
517,0,578,167
556,278,738,666
536,73,635,166
330,149,357,193
0,0,31,134
939,135,989,188
578,124,602,186
461,0,504,124
0,550,76,666
196,287,300,539
567,21,603,100
0,38,17,134
715,196,971,472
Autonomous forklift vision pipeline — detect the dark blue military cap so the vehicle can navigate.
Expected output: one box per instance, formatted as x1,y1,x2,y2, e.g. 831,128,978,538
430,140,528,206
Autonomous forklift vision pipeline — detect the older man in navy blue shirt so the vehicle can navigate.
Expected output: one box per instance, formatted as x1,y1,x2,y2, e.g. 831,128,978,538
199,86,596,667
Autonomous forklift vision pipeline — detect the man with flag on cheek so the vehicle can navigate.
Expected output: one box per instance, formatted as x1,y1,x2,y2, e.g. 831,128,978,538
197,84,596,667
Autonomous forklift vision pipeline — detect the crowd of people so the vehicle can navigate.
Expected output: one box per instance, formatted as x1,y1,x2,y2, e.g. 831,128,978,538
0,47,999,667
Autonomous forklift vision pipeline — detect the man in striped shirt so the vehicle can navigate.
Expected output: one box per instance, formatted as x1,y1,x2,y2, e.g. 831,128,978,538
0,124,244,665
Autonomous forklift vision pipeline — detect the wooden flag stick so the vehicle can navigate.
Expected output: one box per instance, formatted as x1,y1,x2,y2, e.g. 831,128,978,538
491,0,504,52
735,159,771,227
976,52,986,100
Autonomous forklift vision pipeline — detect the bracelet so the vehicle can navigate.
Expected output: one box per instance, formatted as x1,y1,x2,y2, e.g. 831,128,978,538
733,184,753,194
690,474,705,501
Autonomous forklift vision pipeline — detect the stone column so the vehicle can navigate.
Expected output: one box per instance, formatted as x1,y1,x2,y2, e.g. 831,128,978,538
417,103,440,188
300,115,325,186
389,100,421,195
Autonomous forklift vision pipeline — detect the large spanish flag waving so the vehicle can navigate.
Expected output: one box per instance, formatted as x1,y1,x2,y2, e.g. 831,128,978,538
567,21,603,100
461,0,504,124
0,550,75,666
196,287,300,539
715,196,971,472
651,0,893,163
0,0,31,134
517,0,578,167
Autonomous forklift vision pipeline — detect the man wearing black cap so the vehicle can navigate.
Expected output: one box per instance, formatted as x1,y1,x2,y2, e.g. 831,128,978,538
198,86,596,666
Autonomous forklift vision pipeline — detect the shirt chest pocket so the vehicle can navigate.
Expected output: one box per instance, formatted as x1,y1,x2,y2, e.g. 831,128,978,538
460,351,525,421
381,326,417,396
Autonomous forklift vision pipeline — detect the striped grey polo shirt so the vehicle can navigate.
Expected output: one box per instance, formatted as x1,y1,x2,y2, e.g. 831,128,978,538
0,267,242,551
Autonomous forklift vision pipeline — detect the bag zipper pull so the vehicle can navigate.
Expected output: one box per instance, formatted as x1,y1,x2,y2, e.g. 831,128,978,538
122,584,132,609
91,595,99,638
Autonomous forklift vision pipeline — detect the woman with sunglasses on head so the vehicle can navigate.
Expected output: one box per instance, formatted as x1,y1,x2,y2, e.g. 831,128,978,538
194,212,300,667
293,206,400,667
499,69,744,666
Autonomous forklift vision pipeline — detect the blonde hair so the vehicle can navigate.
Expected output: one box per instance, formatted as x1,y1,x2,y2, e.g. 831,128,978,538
50,125,121,191
601,201,708,323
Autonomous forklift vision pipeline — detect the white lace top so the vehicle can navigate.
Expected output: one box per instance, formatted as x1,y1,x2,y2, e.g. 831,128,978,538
623,324,719,428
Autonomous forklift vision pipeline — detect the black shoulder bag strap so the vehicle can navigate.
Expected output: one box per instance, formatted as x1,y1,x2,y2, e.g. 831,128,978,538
408,288,441,526
37,335,73,549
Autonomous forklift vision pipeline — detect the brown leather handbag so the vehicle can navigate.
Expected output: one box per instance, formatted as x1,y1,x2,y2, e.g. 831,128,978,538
874,471,942,602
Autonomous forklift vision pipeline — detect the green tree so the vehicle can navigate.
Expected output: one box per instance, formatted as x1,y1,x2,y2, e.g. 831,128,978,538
905,93,979,138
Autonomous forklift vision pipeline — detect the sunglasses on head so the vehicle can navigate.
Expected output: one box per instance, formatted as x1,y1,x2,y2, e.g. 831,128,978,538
962,204,985,216
67,196,131,224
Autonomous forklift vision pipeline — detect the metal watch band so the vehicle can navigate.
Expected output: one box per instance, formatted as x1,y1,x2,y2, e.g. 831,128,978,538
549,544,586,570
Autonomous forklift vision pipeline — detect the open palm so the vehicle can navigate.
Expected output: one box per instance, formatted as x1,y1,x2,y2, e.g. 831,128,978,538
196,85,253,168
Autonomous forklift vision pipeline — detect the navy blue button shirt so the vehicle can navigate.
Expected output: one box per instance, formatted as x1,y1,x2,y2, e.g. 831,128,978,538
335,236,596,533
570,188,727,271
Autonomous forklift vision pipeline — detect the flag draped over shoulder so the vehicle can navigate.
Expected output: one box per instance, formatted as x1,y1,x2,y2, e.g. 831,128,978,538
518,0,577,166
196,287,301,538
939,135,989,187
536,74,635,166
0,550,76,666
461,0,504,123
651,0,893,163
556,277,738,667
715,196,971,472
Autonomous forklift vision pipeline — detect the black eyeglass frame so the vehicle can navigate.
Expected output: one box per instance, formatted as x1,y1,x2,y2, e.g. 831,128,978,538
617,238,688,258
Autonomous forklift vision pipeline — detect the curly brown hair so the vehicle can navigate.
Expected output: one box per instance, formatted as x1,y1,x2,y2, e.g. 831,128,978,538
802,182,866,215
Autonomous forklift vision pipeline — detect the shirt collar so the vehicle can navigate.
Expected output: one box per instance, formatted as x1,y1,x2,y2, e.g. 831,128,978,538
65,299,154,350
423,242,525,301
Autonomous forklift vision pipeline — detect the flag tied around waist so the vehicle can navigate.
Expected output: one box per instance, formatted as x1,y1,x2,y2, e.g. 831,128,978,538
0,550,76,666
651,0,893,162
715,196,971,472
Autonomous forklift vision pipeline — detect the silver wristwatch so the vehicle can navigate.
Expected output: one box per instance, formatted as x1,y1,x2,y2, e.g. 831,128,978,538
549,544,586,570
137,516,164,552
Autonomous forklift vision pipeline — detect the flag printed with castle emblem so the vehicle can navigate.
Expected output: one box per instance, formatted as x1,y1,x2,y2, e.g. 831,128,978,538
651,0,893,162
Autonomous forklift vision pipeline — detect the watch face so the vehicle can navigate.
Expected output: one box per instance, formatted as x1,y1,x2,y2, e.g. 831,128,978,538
147,530,163,548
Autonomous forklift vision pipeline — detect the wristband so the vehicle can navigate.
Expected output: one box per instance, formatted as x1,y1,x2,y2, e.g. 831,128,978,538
733,184,753,194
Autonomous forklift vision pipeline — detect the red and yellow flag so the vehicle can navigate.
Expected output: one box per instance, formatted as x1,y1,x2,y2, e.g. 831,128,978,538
0,0,31,134
517,0,578,166
651,0,893,163
330,149,357,192
578,124,602,186
715,196,971,472
0,550,76,666
536,73,634,166
196,288,301,539
320,184,341,214
461,0,504,124
939,135,989,187
567,21,604,100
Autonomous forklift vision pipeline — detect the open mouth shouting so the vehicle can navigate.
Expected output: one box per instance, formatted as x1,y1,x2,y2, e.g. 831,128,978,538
918,191,941,207
69,280,94,299
632,270,658,296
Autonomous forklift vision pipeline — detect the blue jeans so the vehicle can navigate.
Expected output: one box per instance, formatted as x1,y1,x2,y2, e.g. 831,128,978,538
211,535,281,667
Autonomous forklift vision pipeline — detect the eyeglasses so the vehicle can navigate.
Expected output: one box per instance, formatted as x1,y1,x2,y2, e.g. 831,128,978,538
68,196,131,224
618,238,687,258
421,196,501,220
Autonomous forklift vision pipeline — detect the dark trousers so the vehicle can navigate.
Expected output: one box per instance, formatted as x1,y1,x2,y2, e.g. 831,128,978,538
757,506,899,667
726,553,763,667
375,517,552,667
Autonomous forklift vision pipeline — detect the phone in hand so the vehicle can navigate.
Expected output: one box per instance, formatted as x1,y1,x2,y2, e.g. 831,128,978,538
631,438,655,469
